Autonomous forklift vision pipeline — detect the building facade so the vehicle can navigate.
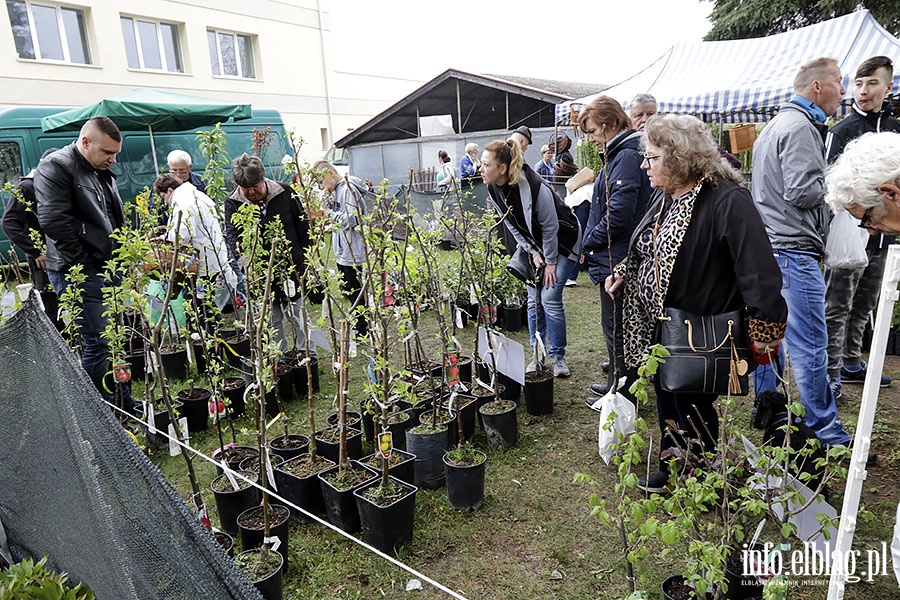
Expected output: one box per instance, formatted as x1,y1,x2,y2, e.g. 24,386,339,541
0,0,419,160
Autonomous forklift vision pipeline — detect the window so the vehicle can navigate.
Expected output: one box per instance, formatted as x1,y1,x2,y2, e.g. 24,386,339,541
207,29,255,78
5,0,90,64
121,16,182,73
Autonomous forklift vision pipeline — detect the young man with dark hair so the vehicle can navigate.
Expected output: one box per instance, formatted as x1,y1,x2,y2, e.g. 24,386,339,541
824,56,900,400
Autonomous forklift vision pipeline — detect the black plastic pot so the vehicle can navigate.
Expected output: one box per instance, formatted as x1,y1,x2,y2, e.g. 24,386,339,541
444,449,487,510
524,371,554,415
210,470,259,535
315,426,363,463
476,363,520,401
237,547,284,600
223,377,247,418
406,424,448,489
457,355,473,383
479,399,518,450
502,304,523,332
661,574,712,600
440,395,477,445
326,411,362,429
212,445,259,475
191,340,206,376
127,352,145,382
214,530,234,557
237,504,291,568
290,356,319,396
225,335,251,369
318,462,377,532
354,476,418,553
274,453,335,523
275,363,294,404
419,408,458,449
146,400,182,451
177,387,212,432
359,448,416,486
724,545,765,599
238,454,284,492
161,347,188,381
268,433,310,461
359,400,376,444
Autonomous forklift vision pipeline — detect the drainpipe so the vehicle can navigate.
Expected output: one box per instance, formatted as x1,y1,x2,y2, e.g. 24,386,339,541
317,0,336,148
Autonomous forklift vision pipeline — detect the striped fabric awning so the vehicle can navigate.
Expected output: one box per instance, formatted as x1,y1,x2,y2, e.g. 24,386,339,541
555,10,900,125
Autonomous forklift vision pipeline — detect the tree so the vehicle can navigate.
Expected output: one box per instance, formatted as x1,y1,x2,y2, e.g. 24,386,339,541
704,1,900,42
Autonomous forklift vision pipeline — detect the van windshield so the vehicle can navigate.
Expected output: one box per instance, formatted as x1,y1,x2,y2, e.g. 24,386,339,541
0,141,23,187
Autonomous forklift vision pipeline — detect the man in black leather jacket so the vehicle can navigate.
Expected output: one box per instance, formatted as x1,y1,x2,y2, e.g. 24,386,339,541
35,116,138,418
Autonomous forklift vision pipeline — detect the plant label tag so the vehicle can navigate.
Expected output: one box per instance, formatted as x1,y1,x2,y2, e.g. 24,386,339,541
265,450,277,492
284,279,296,297
147,402,156,434
379,431,393,459
148,350,159,372
349,339,357,358
263,535,281,553
222,462,241,490
168,417,188,457
186,339,193,364
455,308,464,329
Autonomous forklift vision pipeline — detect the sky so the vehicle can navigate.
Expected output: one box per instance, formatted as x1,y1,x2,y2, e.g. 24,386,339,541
328,0,713,87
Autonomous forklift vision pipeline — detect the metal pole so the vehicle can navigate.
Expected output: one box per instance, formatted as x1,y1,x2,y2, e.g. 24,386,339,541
456,80,462,134
148,123,159,175
317,0,336,148
827,244,900,599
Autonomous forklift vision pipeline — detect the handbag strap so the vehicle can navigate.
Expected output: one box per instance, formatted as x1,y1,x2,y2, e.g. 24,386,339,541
684,316,734,353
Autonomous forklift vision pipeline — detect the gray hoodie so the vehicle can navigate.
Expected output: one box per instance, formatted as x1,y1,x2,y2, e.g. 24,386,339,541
751,102,831,256
330,175,368,266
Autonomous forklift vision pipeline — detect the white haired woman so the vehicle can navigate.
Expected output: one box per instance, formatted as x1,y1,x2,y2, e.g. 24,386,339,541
605,114,787,492
460,143,480,180
826,131,900,234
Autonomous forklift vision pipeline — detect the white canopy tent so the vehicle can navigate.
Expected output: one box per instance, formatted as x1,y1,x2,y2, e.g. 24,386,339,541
555,10,900,124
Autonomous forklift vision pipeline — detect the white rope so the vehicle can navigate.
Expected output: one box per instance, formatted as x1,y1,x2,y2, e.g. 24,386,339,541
111,402,469,600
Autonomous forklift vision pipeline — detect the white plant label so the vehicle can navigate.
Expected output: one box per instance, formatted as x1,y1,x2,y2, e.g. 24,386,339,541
283,279,296,297
147,402,156,434
168,417,188,457
222,461,241,490
185,339,193,364
455,308,464,329
263,535,281,553
265,450,277,492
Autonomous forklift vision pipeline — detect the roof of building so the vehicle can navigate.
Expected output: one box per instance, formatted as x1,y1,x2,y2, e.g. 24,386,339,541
335,69,604,148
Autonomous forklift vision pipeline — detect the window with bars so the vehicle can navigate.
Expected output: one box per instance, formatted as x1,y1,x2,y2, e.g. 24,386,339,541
5,0,91,64
207,29,255,79
121,15,183,73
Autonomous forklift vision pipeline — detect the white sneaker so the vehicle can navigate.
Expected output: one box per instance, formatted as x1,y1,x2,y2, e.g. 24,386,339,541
564,279,577,287
552,356,570,378
526,360,537,374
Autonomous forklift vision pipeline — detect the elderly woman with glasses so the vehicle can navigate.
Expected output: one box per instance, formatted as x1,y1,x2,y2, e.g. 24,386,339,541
605,114,787,493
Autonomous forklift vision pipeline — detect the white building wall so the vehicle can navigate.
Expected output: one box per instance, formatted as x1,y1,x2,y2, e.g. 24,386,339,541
0,0,420,161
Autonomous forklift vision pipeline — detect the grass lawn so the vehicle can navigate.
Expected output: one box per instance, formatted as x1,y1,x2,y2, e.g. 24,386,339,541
149,255,900,600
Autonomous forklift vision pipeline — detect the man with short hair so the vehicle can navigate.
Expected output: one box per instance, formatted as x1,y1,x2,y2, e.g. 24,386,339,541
167,149,206,194
751,57,864,457
224,153,312,353
823,56,899,400
627,93,658,131
35,116,138,417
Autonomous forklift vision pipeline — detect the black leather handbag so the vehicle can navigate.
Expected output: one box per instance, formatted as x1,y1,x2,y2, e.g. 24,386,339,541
657,307,755,396
506,247,543,286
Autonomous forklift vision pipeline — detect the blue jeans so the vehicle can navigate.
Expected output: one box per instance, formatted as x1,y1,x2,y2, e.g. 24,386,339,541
526,255,571,359
753,251,850,446
49,268,135,413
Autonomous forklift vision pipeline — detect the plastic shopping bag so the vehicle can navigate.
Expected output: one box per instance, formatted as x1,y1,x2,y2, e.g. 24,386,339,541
825,210,870,269
594,377,636,465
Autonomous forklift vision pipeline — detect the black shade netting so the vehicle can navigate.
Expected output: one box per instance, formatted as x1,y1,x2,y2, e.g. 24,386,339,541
0,295,263,599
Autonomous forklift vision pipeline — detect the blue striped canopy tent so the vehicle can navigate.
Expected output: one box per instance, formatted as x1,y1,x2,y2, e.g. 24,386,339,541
555,10,900,126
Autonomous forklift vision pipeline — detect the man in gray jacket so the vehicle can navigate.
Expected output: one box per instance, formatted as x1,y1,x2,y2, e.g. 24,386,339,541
751,57,864,457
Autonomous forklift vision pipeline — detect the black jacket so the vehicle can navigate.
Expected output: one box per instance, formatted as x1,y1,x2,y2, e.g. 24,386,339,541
582,130,652,283
2,176,41,259
35,143,125,272
224,180,310,296
825,101,900,250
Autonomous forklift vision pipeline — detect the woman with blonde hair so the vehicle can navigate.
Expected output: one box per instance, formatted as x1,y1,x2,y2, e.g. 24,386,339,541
481,138,581,377
606,114,787,492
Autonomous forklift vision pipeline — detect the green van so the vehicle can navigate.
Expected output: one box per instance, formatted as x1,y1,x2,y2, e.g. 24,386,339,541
0,106,288,258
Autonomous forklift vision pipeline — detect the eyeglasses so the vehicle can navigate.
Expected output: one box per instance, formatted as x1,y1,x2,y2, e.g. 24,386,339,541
857,206,874,229
641,152,661,166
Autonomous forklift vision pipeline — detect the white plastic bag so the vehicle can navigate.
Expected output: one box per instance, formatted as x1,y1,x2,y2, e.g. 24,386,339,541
595,377,637,465
825,210,870,269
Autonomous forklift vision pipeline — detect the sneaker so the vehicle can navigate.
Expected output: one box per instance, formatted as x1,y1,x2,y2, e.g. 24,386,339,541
585,396,603,411
526,360,537,374
564,279,577,287
840,361,891,387
829,377,842,402
637,469,670,493
552,356,570,378
589,382,609,395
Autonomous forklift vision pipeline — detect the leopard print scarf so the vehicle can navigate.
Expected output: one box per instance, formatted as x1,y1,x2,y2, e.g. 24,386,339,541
621,179,705,368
